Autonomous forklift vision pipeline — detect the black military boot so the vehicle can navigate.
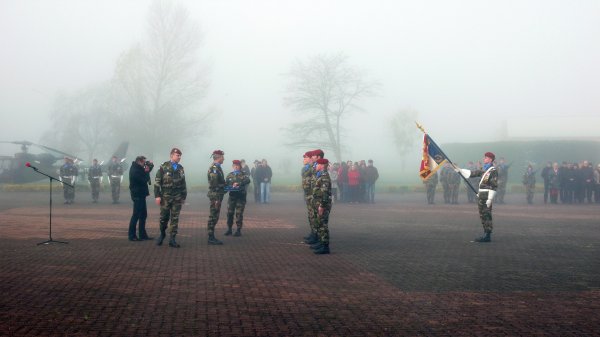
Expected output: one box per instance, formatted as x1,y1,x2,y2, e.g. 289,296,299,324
474,231,491,243
168,234,180,248
208,234,223,245
156,229,166,246
224,226,233,236
313,243,330,255
233,228,242,237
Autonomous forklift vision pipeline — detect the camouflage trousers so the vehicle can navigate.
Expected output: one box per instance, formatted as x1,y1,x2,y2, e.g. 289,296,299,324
477,192,493,233
90,180,100,200
110,178,121,202
226,193,247,229
208,196,224,235
313,202,331,244
159,196,184,235
426,184,436,203
304,194,316,233
525,185,535,203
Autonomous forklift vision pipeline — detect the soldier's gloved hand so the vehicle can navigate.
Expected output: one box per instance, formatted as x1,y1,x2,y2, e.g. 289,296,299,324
486,199,492,208
318,206,324,216
486,190,496,208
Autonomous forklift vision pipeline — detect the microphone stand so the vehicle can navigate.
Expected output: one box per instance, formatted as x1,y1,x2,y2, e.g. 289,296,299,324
28,166,70,245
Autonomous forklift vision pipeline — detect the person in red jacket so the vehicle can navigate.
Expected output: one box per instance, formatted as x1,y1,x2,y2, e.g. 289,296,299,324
347,162,361,203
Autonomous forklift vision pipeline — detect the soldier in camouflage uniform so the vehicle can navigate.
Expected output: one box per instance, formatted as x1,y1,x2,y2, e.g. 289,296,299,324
107,156,124,204
310,158,333,254
304,149,324,245
495,157,510,204
440,163,452,204
301,150,316,243
455,152,498,243
224,159,251,237
447,162,461,204
424,171,438,204
207,150,226,245
522,164,536,204
88,158,103,203
60,157,78,204
154,148,187,248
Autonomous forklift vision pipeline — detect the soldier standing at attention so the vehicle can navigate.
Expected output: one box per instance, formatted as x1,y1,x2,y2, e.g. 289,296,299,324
154,148,186,248
440,163,451,204
495,157,509,204
310,158,333,254
305,149,324,244
424,171,438,204
107,155,124,204
60,157,78,204
448,162,461,204
88,158,103,203
207,150,226,245
522,164,536,204
454,152,498,243
302,151,316,243
224,160,251,237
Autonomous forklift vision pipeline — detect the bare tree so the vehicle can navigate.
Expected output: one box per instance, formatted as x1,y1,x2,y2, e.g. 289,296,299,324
389,107,419,171
283,53,379,162
112,0,211,159
45,83,114,162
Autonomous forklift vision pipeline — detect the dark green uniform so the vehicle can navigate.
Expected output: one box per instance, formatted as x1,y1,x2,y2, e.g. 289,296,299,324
154,161,187,238
522,167,536,204
225,170,251,233
88,164,103,202
313,168,332,246
447,169,461,204
424,171,438,204
60,162,78,204
207,162,226,236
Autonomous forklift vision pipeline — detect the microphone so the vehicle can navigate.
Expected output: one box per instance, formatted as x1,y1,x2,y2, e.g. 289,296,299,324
25,162,37,170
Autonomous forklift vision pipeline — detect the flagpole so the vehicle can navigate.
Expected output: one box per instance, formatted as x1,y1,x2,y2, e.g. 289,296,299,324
415,122,478,195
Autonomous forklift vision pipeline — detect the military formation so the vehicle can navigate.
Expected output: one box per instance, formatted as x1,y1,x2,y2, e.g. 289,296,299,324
301,149,332,255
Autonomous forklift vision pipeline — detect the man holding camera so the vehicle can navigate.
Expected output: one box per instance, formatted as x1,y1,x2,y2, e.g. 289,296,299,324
154,148,187,248
128,156,154,241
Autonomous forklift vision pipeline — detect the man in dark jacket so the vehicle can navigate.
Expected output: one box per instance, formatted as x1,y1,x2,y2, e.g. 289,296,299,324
128,155,154,241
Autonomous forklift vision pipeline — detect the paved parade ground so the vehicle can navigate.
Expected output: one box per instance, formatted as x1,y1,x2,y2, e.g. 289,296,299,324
1,191,599,336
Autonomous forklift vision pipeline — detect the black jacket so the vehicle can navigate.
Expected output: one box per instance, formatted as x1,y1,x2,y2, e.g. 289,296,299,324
129,161,151,198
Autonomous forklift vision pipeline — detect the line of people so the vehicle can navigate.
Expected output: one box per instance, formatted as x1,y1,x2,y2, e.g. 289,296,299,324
59,155,126,204
539,160,600,204
330,159,379,204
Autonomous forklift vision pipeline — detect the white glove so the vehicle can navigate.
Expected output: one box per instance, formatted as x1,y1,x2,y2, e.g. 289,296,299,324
486,190,496,208
458,169,471,178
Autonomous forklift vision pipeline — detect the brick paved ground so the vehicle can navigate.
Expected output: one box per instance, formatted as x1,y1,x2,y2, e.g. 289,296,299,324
1,191,599,336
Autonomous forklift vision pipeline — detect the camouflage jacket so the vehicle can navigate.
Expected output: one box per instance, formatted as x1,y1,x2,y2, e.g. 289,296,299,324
207,162,226,199
154,161,187,199
225,171,251,196
470,166,498,191
312,169,332,208
301,164,313,195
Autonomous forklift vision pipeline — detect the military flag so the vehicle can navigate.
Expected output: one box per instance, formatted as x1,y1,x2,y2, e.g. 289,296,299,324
419,134,448,181
416,122,478,194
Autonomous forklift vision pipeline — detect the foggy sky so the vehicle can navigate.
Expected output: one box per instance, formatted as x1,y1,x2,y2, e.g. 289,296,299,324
1,0,599,181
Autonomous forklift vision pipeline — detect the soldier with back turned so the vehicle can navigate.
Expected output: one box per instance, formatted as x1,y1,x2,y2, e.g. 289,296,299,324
207,150,227,245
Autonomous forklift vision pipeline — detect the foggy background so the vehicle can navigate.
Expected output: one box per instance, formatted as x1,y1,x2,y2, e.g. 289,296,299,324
1,0,599,185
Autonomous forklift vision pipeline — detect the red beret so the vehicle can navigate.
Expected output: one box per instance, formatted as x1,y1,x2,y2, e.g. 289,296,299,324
232,160,241,165
484,152,495,160
316,158,329,165
212,150,224,155
313,149,324,157
171,148,182,155
304,151,313,158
